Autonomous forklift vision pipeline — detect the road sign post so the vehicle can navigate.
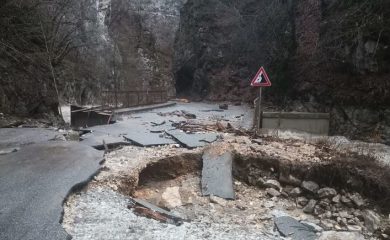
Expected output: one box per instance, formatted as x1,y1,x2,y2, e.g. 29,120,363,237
258,87,263,129
250,67,271,130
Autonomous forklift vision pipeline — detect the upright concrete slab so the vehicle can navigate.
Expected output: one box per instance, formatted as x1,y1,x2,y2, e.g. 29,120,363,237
201,145,235,199
0,142,103,240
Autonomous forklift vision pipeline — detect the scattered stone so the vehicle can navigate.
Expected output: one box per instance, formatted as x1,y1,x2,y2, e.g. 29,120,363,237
266,188,281,197
159,187,182,209
353,210,364,221
289,187,302,197
297,196,309,206
324,211,332,219
259,215,272,221
364,210,381,232
303,200,317,214
318,231,365,240
236,205,246,210
280,174,302,187
275,216,317,240
318,199,331,208
318,188,337,199
320,220,335,230
349,193,365,208
65,130,80,141
248,176,265,187
347,225,362,232
219,104,228,110
209,195,227,207
301,181,319,193
332,194,341,203
301,221,324,232
334,224,343,231
264,201,275,208
264,179,281,191
280,191,289,198
182,111,197,119
341,195,352,206
251,139,263,145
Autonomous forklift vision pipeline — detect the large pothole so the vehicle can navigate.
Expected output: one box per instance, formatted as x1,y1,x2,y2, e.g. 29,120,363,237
130,144,390,239
63,138,390,240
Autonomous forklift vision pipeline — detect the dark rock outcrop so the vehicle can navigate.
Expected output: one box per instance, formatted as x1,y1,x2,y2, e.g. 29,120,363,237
174,0,294,101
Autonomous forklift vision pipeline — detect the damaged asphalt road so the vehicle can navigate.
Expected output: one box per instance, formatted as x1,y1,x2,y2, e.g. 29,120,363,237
0,142,103,240
81,102,252,149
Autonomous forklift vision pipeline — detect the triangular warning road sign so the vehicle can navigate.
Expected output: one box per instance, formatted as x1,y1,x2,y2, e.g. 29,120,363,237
250,67,271,87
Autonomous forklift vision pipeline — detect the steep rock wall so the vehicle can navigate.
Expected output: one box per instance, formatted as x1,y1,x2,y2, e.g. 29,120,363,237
105,0,186,97
174,0,294,101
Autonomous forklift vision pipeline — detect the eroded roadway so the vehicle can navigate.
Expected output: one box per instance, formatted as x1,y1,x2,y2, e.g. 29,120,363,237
0,141,103,240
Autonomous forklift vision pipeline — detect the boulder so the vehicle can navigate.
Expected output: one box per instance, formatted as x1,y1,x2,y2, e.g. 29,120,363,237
279,173,302,187
289,187,302,197
301,181,319,193
297,196,309,206
266,188,281,197
317,188,337,199
364,210,381,232
332,194,341,203
349,193,365,208
303,199,317,214
264,179,281,191
159,187,182,209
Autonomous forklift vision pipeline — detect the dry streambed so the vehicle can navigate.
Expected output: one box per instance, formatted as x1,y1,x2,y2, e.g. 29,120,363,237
62,135,390,240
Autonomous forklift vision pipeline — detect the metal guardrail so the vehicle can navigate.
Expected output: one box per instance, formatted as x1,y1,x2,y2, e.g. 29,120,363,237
101,90,168,109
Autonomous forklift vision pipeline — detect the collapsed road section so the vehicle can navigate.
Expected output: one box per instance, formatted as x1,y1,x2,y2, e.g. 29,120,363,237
62,130,390,240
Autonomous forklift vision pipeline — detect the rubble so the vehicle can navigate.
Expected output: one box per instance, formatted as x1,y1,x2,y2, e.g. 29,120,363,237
61,103,390,239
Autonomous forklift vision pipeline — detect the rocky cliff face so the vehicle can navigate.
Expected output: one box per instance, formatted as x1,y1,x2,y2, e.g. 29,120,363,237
174,0,294,101
103,0,186,97
1,0,389,142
